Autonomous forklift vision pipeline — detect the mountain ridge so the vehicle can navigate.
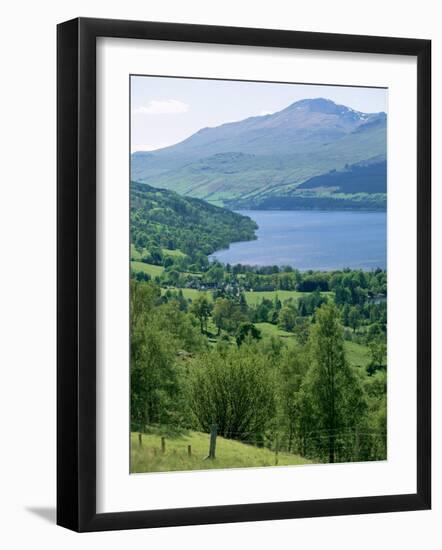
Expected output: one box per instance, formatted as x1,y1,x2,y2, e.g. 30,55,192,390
131,97,387,209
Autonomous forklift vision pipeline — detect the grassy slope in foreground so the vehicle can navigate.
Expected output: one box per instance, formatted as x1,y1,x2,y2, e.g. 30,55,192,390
131,431,310,473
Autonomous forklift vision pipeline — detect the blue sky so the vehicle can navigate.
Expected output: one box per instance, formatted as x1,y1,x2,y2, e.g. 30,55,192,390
131,76,387,152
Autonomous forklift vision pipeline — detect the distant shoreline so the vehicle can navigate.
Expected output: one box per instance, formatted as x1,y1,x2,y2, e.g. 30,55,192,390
220,205,387,213
222,199,386,213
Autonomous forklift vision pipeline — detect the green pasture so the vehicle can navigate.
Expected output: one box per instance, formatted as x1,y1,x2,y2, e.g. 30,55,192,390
131,431,310,473
131,261,164,278
343,340,371,368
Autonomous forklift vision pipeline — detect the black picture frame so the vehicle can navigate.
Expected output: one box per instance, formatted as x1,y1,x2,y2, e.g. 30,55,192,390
57,17,431,532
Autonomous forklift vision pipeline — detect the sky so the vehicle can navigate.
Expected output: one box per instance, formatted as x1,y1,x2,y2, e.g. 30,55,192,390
131,76,388,153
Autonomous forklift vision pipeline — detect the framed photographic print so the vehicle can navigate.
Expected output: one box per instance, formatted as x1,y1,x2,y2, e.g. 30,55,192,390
57,17,431,532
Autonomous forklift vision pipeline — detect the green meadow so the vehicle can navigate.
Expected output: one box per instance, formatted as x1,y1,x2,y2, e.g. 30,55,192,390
130,261,164,278
131,431,310,473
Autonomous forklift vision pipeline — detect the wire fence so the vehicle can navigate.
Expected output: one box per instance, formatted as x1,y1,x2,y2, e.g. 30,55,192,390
131,426,387,471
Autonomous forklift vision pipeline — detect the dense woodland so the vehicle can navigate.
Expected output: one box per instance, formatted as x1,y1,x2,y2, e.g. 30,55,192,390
130,183,387,467
131,181,257,261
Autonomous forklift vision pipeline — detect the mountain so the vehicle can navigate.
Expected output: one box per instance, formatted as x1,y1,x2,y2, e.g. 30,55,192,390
131,98,387,209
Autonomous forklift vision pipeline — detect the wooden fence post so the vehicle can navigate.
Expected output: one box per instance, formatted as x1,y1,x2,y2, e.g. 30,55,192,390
138,432,142,447
161,436,166,454
275,435,279,466
208,424,217,459
354,427,360,462
187,445,192,457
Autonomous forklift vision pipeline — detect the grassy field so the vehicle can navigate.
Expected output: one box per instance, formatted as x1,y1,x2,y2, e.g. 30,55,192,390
244,290,304,305
244,290,332,306
255,322,295,339
162,288,331,306
343,340,371,368
161,287,210,301
163,248,185,258
130,244,142,260
256,324,370,366
131,431,310,473
161,288,310,305
131,261,164,277
258,325,370,368
131,244,186,260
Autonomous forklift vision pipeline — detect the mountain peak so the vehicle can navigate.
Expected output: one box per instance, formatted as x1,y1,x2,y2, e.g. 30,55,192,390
131,96,387,199
284,97,358,116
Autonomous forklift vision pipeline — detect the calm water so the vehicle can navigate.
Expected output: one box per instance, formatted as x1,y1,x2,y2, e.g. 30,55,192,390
210,210,386,271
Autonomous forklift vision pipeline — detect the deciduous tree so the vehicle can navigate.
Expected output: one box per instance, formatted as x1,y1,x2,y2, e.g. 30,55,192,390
300,303,366,462
190,294,212,333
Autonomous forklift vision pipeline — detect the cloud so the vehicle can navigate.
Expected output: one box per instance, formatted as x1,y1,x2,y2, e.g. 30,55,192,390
133,99,189,115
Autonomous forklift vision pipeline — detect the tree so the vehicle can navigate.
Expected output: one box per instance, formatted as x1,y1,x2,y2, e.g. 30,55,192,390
175,289,188,312
153,301,205,353
298,300,308,317
254,298,273,323
367,339,387,376
163,269,180,286
130,280,178,430
130,279,160,331
149,247,163,265
300,303,366,463
163,256,174,268
188,344,275,441
293,317,310,345
238,292,248,314
277,348,308,452
367,321,382,341
130,325,178,429
190,294,212,333
205,263,224,284
236,322,261,346
348,306,361,333
212,297,244,335
274,295,282,311
335,285,352,306
212,298,231,335
341,303,350,326
278,305,297,332
362,370,387,459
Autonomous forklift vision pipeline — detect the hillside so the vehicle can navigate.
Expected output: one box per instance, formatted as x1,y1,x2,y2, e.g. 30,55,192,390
130,430,311,473
131,98,387,209
298,156,386,194
130,181,257,258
